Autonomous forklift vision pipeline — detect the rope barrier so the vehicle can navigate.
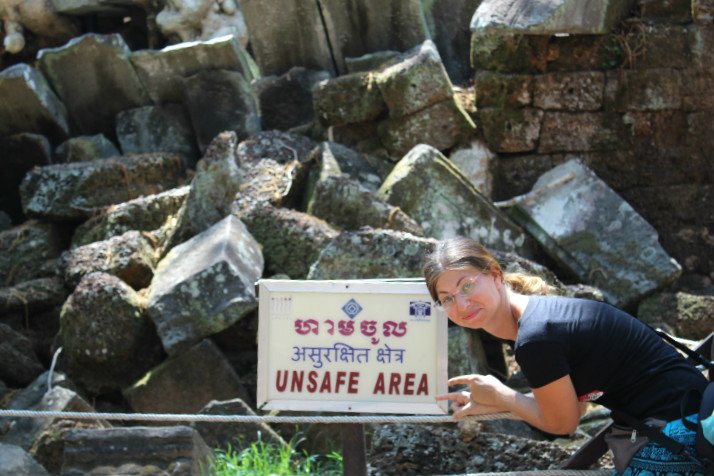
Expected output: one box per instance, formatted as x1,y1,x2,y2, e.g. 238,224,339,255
0,409,516,424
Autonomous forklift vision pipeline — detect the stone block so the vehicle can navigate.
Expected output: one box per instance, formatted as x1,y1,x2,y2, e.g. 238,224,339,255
0,323,44,387
312,71,386,127
19,153,185,221
307,174,423,236
61,230,157,289
0,220,66,287
423,0,481,84
471,34,549,74
307,228,436,279
55,134,119,163
533,71,605,111
60,426,211,475
377,144,536,257
182,69,260,153
506,159,682,308
638,0,692,23
70,186,189,248
116,104,200,168
147,215,263,355
345,51,401,74
37,34,150,139
123,339,252,412
236,130,318,165
680,69,714,111
624,24,692,69
0,133,52,222
241,0,334,75
130,35,259,104
538,111,630,153
307,141,389,192
448,139,496,199
318,0,430,75
604,68,682,112
637,292,714,340
378,99,476,158
59,272,165,393
0,443,50,476
374,40,454,118
51,0,138,15
0,277,67,315
478,107,543,153
542,34,625,72
253,66,331,131
471,0,633,34
192,398,286,450
692,0,714,24
240,203,338,279
0,64,69,144
474,71,532,108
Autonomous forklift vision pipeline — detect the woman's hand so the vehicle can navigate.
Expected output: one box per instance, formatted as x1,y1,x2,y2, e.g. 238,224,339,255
436,374,512,420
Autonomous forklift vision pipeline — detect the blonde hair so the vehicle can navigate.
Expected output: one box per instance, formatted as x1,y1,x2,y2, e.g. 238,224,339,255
423,237,554,301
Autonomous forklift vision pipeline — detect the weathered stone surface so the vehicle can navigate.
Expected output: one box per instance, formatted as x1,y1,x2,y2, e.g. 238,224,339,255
471,0,633,35
378,99,475,157
0,221,66,287
623,24,691,69
0,133,52,223
448,139,496,199
533,72,605,110
307,228,436,279
170,132,242,245
182,69,260,153
192,398,286,450
692,0,714,24
55,134,119,163
637,292,714,339
130,35,258,104
308,174,424,236
544,34,624,72
0,63,69,144
253,66,331,131
236,130,318,164
0,277,67,315
241,0,334,75
37,34,150,139
147,215,263,355
378,145,535,257
0,443,50,476
19,153,185,220
62,231,157,289
313,71,386,127
375,40,454,118
240,203,338,279
60,426,211,476
123,339,252,412
681,69,714,111
423,0,481,84
59,272,164,393
506,159,682,308
307,141,389,192
604,68,682,112
538,112,631,153
116,104,200,167
71,186,189,248
318,0,430,75
639,0,692,23
478,107,543,153
471,34,550,74
0,212,11,232
474,71,532,108
345,50,401,74
231,158,304,217
3,386,107,454
0,323,44,387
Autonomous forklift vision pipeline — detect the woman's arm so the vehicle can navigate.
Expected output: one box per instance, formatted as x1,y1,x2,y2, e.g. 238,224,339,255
436,373,582,435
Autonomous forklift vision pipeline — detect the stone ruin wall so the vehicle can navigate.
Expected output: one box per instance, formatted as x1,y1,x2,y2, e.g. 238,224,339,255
474,1,714,290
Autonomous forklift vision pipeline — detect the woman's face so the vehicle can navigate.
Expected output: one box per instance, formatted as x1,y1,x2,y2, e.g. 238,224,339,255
434,267,503,330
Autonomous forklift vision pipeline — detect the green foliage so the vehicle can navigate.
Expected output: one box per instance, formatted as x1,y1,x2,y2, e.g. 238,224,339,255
205,434,343,476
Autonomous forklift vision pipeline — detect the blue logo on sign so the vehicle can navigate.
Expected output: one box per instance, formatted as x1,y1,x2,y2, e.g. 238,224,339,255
342,299,363,319
409,301,432,318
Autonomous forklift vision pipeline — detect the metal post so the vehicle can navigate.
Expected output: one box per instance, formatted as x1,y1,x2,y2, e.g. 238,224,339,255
341,423,367,476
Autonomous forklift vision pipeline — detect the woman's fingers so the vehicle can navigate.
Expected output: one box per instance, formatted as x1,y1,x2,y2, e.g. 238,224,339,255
435,391,470,403
447,374,480,386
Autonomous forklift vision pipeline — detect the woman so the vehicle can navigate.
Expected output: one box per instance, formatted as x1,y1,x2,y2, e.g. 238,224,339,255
425,237,709,475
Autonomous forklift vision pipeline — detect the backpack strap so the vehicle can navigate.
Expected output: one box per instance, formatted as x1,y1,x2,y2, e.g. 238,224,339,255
612,410,688,455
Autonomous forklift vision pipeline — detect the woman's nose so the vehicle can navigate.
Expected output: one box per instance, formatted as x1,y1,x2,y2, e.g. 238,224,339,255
455,293,470,310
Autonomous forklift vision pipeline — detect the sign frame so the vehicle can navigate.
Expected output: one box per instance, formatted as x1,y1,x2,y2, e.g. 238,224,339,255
256,278,449,415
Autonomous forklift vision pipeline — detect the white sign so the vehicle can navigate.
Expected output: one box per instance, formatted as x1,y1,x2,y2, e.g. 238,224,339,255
256,279,448,414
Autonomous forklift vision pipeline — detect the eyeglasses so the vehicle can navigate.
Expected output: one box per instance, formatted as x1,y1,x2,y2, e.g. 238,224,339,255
436,275,480,310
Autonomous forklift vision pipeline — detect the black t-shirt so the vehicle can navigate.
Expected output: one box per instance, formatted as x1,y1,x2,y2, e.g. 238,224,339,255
515,296,707,421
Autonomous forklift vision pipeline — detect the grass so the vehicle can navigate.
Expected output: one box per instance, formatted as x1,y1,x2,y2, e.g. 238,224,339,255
205,433,343,476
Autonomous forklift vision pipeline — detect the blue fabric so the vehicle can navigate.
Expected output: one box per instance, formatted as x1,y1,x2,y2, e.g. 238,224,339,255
614,414,706,476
